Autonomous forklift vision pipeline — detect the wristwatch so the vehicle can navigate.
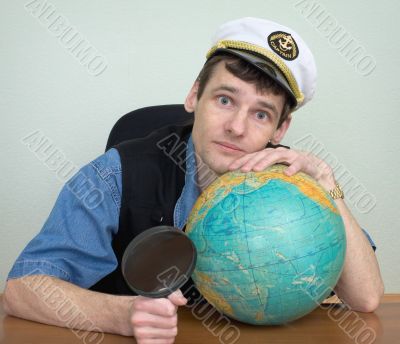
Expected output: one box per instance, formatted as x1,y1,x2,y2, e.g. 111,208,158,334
329,183,344,200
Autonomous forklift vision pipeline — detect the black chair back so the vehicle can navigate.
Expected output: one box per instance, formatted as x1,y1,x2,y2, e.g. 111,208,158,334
106,104,194,151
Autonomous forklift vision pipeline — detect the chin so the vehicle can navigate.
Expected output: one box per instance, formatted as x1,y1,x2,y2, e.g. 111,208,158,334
197,150,236,177
196,157,232,190
207,160,232,176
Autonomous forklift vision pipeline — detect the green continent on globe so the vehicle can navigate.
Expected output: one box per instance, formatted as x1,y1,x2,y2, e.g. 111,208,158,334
186,164,346,325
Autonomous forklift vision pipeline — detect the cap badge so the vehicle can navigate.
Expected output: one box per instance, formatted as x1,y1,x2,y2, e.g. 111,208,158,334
268,31,299,61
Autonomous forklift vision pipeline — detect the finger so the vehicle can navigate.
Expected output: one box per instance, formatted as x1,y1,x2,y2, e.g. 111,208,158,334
134,297,178,317
133,325,178,340
168,289,187,306
131,311,177,329
137,339,175,344
249,149,293,172
284,158,304,176
136,338,175,344
242,152,273,172
228,152,258,170
285,156,321,179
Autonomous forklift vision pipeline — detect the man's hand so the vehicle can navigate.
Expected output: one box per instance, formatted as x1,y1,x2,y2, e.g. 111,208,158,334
130,289,187,344
229,146,384,311
228,147,336,190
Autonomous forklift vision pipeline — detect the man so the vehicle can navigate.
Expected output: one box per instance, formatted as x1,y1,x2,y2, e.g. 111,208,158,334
4,17,383,343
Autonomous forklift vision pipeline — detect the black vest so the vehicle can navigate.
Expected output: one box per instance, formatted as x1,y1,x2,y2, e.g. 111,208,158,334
90,120,194,295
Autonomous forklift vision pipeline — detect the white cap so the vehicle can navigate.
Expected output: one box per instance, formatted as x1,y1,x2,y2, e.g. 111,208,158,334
206,17,317,110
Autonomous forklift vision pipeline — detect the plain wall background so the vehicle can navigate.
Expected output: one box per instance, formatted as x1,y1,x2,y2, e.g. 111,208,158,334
1,0,399,293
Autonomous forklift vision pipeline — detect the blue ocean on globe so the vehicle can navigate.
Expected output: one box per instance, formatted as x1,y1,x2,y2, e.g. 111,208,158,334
186,165,346,325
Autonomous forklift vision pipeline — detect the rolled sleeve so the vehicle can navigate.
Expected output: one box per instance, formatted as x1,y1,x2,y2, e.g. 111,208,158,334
7,148,122,288
361,228,376,251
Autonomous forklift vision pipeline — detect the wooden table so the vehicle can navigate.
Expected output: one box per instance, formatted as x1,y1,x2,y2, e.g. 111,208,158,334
1,295,399,343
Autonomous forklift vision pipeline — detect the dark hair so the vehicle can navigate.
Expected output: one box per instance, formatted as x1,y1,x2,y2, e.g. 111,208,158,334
195,54,293,128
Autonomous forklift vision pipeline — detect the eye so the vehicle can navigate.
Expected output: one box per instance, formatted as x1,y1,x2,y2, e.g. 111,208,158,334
218,96,231,106
255,111,269,121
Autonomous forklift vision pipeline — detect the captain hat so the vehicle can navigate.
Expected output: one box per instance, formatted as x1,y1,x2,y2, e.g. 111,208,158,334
206,17,317,110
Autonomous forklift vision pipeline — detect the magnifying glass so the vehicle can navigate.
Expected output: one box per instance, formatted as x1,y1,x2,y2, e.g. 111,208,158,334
121,226,197,298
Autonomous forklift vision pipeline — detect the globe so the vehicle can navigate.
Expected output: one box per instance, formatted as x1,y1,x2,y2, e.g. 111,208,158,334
186,164,346,325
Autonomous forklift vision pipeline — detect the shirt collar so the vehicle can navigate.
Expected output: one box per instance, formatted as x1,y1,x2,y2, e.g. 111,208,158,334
173,134,201,229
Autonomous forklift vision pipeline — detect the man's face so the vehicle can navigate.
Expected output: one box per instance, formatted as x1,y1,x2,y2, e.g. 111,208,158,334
185,61,291,176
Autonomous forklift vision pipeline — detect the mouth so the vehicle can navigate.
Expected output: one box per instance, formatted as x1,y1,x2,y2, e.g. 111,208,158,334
214,141,244,153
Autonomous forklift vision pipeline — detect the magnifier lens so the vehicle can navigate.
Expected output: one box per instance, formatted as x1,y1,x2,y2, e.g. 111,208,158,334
122,226,196,298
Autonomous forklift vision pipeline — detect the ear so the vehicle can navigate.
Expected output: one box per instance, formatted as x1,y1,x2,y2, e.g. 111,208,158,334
270,114,292,144
184,80,200,113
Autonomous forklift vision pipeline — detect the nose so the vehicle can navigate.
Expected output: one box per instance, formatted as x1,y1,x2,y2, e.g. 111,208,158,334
224,108,247,136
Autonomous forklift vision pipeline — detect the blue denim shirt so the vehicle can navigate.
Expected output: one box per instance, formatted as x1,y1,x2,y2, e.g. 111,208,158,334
7,136,200,288
7,135,375,288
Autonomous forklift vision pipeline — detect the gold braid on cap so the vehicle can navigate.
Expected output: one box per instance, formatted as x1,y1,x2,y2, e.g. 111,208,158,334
207,40,305,105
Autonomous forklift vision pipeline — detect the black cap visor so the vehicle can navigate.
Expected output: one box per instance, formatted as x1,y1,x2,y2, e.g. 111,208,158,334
211,48,297,107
